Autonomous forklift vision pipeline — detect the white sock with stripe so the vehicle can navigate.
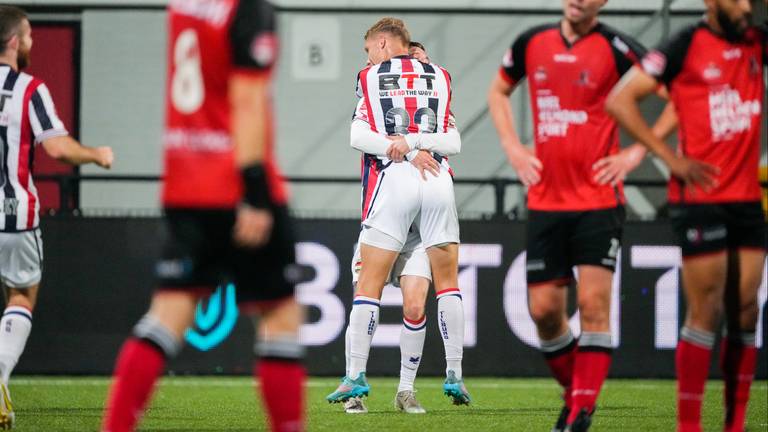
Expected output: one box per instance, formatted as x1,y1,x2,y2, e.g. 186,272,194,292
398,315,426,392
347,296,380,379
436,288,464,379
0,306,33,385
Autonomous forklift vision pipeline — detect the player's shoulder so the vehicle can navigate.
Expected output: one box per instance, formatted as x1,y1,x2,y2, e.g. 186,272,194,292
662,21,703,49
513,22,560,45
595,23,646,54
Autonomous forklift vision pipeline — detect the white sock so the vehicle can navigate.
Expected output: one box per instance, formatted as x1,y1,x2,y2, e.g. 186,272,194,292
436,289,464,379
347,296,380,379
398,315,426,392
0,306,33,384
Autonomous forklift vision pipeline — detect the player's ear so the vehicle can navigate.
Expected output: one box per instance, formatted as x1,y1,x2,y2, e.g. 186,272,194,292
6,34,18,52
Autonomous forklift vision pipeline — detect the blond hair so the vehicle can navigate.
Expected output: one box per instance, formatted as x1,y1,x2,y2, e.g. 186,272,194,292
364,17,411,46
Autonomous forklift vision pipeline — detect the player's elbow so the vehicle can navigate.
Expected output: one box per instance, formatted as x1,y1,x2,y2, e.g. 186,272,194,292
604,90,623,118
42,140,67,161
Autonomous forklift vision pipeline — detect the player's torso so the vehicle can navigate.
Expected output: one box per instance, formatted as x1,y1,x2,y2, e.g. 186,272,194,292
163,0,243,209
524,26,626,211
0,67,41,231
359,57,453,139
668,27,764,204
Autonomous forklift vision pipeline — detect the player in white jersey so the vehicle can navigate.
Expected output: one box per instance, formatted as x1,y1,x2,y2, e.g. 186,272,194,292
326,18,471,408
0,6,113,427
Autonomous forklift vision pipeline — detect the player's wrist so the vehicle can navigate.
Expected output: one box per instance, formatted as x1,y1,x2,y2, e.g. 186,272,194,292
404,134,420,151
240,164,272,209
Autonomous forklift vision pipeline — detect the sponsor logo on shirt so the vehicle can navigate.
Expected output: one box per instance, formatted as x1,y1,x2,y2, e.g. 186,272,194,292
722,48,742,60
535,93,588,139
708,86,761,142
553,53,577,63
534,67,548,83
169,0,232,27
250,33,277,68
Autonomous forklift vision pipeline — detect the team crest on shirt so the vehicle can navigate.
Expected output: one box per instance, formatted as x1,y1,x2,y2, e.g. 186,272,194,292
641,51,666,77
576,70,595,88
250,32,277,67
502,48,513,68
702,63,722,81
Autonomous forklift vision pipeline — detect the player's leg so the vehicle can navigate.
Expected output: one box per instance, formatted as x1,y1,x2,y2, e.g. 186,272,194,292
418,169,469,404
669,204,729,432
250,298,305,432
102,210,221,432
720,204,766,432
102,291,196,432
0,229,44,427
327,231,400,402
396,273,429,414
565,207,623,430
720,249,764,432
526,211,575,431
237,205,306,432
675,253,727,432
568,265,613,428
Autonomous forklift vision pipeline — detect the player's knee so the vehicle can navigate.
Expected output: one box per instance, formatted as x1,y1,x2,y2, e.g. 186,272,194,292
737,300,759,328
258,297,304,335
402,303,425,322
6,289,36,311
528,302,563,328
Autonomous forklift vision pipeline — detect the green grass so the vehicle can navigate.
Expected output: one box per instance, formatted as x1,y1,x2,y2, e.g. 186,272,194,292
9,376,768,431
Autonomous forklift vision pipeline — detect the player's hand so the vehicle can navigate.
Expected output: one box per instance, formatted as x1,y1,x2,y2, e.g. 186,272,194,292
506,143,542,186
667,156,720,193
592,146,644,186
94,147,114,169
386,135,410,162
233,204,273,248
409,150,440,180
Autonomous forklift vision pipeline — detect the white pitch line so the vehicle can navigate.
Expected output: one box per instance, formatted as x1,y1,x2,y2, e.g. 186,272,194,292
8,378,767,391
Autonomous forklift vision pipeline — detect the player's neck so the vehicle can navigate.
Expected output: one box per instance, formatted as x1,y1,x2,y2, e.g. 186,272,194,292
561,17,599,44
387,47,409,60
0,54,18,71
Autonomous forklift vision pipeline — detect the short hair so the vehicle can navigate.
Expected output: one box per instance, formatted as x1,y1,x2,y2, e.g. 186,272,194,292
364,17,411,46
409,41,425,51
0,6,27,55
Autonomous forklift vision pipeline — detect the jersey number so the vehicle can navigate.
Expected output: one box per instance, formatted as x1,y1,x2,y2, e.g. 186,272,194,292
384,106,437,135
171,29,205,114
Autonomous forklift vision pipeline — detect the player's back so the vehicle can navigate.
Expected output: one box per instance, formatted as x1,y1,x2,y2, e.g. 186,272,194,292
163,0,285,209
356,56,453,140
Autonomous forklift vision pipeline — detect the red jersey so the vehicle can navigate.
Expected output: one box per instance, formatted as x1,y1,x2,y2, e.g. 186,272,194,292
642,22,765,204
162,0,286,209
499,23,646,211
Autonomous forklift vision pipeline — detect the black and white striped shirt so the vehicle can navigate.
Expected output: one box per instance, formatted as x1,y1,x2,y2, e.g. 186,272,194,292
0,65,67,232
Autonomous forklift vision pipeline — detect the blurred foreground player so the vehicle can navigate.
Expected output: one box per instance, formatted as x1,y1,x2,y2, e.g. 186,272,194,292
607,0,766,430
487,0,657,429
101,1,305,431
0,6,113,428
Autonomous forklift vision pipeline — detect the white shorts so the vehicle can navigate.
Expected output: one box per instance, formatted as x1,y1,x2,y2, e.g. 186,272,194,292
361,161,459,251
0,229,43,288
352,227,431,287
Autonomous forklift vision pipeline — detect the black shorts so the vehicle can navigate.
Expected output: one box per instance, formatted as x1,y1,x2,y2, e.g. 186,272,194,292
156,206,298,305
526,206,625,286
669,202,767,257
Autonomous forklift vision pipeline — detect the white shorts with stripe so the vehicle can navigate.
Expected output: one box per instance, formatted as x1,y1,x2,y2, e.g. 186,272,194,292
0,228,43,288
352,227,431,287
361,161,459,251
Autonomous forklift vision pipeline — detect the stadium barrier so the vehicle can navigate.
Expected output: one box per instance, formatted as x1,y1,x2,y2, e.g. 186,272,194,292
21,216,766,378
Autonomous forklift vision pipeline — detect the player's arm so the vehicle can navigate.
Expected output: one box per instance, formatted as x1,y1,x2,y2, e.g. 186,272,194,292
593,100,678,185
350,119,396,156
29,83,113,168
606,66,718,191
41,135,112,168
230,0,278,247
487,34,542,187
385,126,461,162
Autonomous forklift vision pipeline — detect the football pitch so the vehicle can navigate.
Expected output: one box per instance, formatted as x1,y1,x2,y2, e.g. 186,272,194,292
11,376,768,431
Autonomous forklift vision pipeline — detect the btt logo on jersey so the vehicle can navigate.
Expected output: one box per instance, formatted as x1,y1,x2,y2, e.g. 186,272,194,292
379,74,439,98
185,283,239,351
